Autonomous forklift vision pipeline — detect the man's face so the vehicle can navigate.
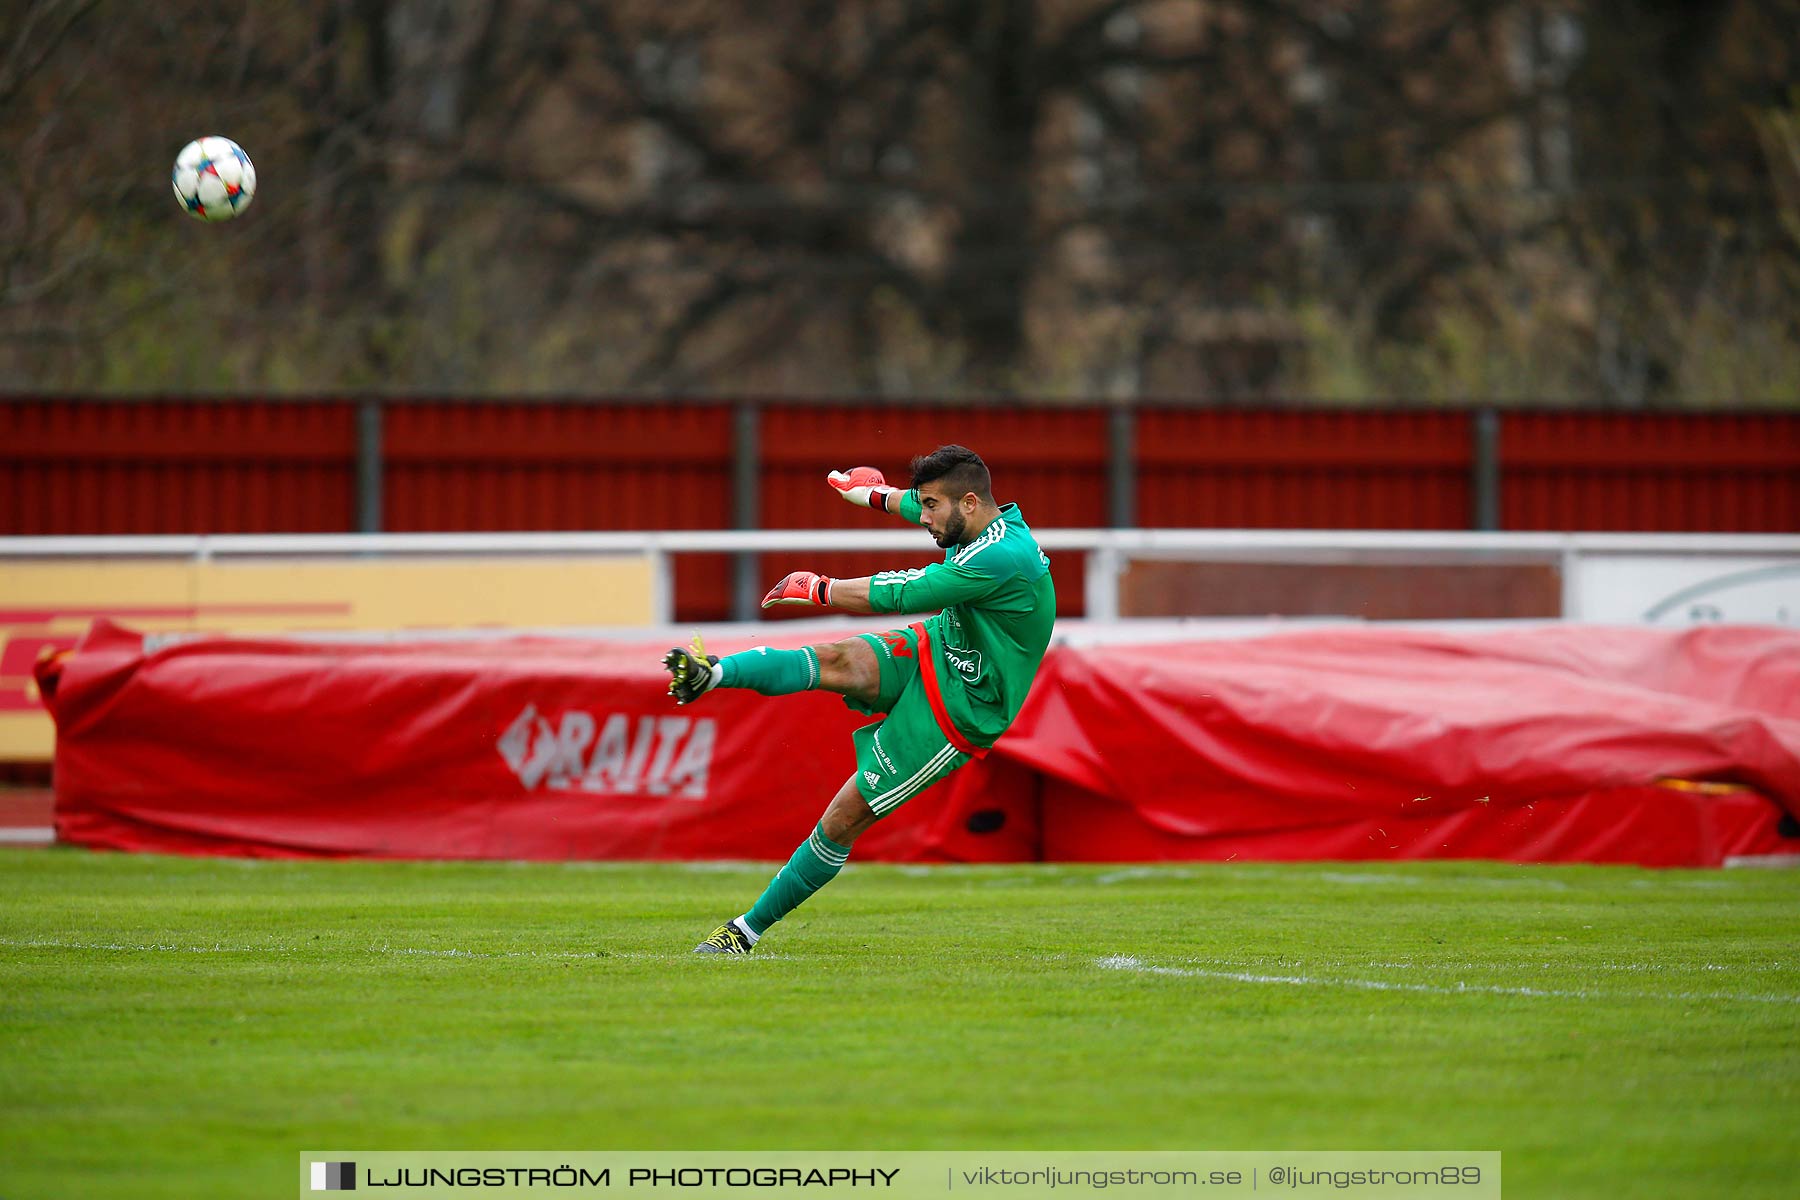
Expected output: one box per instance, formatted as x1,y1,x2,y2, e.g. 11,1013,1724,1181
916,481,970,548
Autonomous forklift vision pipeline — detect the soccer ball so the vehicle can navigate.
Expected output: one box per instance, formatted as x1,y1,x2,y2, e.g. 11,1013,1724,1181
171,137,256,222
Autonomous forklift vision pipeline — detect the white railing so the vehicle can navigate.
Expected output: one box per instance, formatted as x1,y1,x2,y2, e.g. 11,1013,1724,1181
3,530,1797,626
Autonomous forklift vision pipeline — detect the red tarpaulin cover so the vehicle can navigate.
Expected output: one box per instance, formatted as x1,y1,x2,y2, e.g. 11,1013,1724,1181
38,620,1800,867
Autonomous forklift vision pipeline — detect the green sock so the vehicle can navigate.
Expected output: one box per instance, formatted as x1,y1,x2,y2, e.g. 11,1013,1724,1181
743,824,851,936
718,646,820,696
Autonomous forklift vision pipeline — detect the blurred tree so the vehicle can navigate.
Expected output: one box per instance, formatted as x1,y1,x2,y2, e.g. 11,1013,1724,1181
1,0,117,349
1,0,1796,405
1556,0,1800,405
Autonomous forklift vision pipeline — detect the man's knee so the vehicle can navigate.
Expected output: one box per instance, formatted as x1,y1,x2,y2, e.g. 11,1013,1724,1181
813,638,879,697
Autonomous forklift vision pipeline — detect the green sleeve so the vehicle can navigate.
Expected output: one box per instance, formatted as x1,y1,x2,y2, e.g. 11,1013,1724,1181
893,489,924,525
867,559,1002,614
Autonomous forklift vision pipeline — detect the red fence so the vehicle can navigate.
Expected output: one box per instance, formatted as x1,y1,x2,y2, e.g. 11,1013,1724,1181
384,402,738,532
1135,409,1476,529
5,399,1796,620
380,401,739,620
1,400,359,533
1500,412,1800,532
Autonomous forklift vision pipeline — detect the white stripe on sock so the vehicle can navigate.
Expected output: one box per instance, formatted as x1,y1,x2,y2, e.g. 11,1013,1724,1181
807,830,849,865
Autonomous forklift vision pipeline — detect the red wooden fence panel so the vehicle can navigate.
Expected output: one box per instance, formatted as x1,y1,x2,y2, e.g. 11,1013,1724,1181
1135,409,1473,529
758,403,1111,529
1501,412,1800,532
382,401,735,531
5,400,1794,623
382,401,737,621
0,399,357,534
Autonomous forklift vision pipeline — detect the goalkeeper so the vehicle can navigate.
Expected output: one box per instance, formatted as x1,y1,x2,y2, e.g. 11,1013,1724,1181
663,444,1056,954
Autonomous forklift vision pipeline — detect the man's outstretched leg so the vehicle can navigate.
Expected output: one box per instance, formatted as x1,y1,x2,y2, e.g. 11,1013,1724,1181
694,775,882,954
664,636,880,706
680,636,883,953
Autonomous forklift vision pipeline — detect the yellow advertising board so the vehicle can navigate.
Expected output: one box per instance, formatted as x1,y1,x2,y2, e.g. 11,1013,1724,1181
0,556,654,761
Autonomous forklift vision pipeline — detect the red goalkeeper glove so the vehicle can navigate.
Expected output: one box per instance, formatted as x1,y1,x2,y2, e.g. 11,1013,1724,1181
762,571,834,609
827,466,902,514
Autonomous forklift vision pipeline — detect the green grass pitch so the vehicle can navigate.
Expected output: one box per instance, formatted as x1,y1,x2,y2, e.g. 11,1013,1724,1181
2,847,1796,1199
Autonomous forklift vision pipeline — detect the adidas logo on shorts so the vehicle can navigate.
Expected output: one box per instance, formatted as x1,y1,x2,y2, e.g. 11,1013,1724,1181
864,771,881,788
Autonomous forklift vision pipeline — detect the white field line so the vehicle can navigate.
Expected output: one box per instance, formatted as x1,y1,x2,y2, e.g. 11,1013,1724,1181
0,827,54,844
1723,854,1800,869
1150,954,1788,975
1096,955,1800,1006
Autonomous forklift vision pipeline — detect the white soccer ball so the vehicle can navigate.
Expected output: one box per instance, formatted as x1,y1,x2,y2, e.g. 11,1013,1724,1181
171,136,256,222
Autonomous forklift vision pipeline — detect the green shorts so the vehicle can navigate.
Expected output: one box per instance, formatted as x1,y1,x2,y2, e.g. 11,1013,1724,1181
848,627,971,817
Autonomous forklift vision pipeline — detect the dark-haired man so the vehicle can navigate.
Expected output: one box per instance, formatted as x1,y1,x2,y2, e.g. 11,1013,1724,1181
663,444,1056,954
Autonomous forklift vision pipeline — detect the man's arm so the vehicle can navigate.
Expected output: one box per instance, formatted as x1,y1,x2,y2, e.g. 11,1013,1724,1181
819,577,876,613
759,572,880,614
762,560,999,614
827,467,926,527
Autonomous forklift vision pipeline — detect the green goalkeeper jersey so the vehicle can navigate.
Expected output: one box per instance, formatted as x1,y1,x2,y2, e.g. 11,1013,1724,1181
867,495,1056,747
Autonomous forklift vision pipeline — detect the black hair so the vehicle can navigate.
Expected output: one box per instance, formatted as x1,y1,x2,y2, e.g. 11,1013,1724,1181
910,444,993,502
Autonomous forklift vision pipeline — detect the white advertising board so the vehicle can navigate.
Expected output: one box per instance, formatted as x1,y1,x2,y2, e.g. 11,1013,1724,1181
1573,555,1800,625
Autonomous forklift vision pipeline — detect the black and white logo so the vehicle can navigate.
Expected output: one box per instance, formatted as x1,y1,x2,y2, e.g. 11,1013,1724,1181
311,1161,356,1191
